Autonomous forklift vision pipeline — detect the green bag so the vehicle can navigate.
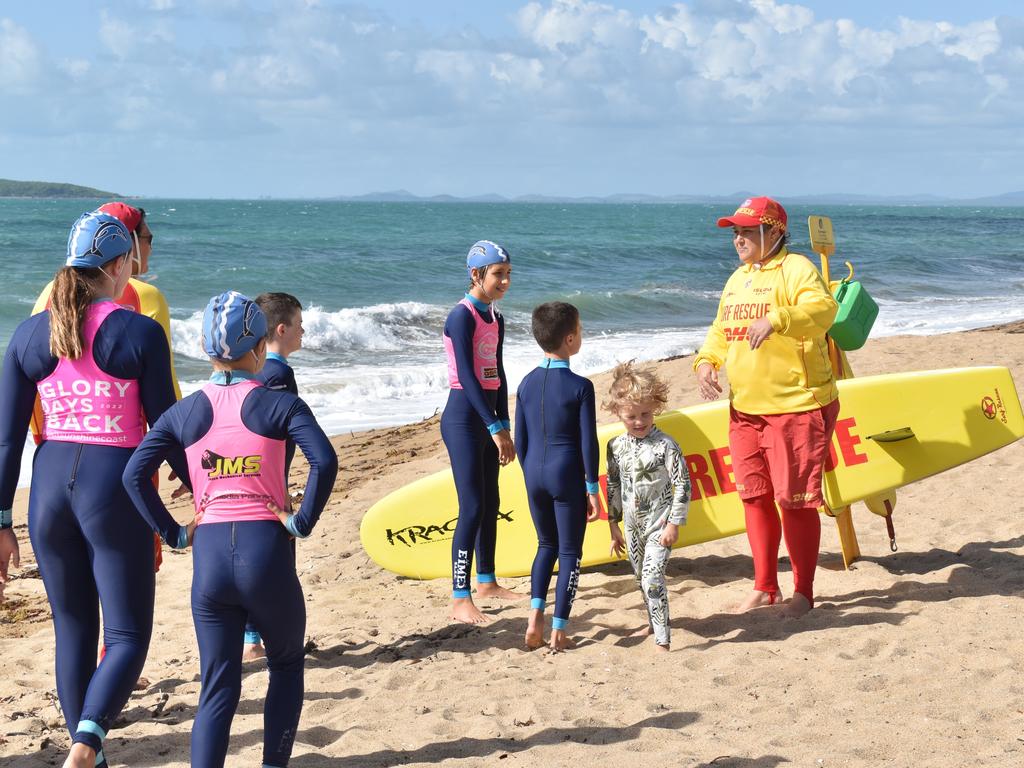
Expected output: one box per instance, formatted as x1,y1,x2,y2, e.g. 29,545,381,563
829,279,878,351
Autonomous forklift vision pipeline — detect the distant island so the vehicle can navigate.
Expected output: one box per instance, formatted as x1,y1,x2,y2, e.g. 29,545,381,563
327,189,1024,207
0,178,119,198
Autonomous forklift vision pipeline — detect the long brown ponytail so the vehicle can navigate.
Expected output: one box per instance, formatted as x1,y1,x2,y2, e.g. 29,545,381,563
49,266,105,359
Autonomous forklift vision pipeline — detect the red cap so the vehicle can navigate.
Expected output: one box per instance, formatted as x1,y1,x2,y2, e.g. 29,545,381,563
716,196,787,231
97,202,143,233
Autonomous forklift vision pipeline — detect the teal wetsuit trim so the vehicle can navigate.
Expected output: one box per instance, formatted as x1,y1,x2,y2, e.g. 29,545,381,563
76,720,106,744
586,481,600,494
245,630,262,645
209,370,259,385
0,508,11,528
266,352,288,364
463,293,491,313
552,617,568,630
531,598,545,611
453,588,471,598
539,358,570,369
175,527,189,549
476,573,496,584
284,514,306,539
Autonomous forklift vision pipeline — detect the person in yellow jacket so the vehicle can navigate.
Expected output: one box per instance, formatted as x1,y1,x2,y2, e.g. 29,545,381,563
694,196,839,618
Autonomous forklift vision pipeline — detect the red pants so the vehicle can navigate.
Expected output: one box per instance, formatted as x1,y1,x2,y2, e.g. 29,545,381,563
729,400,840,603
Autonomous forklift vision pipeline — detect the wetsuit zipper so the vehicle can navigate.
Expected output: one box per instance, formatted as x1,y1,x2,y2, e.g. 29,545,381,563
67,444,84,492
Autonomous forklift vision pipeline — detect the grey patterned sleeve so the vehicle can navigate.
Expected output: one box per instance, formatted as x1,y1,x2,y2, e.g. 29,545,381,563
606,439,623,523
665,437,691,526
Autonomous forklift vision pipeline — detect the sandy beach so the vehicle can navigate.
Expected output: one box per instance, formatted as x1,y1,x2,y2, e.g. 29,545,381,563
2,324,1023,768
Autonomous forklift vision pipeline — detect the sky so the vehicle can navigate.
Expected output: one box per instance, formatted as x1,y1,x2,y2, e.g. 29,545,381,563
1,0,1022,199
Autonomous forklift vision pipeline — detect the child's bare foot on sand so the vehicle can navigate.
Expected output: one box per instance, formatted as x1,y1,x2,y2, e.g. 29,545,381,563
781,593,812,618
733,589,780,613
653,643,670,653
451,597,489,624
629,625,653,639
476,582,520,600
549,629,574,653
242,643,266,662
525,608,545,649
62,744,96,768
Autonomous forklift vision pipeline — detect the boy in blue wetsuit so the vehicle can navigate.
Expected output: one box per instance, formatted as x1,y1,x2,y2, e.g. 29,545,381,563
442,241,518,624
515,302,601,652
242,292,305,662
123,292,338,768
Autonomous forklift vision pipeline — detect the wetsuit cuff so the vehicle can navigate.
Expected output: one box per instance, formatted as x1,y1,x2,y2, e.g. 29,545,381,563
174,527,189,550
74,720,106,753
452,589,472,599
0,509,12,529
244,630,262,645
530,598,546,611
476,573,496,584
500,419,511,431
284,514,307,539
552,617,568,630
486,421,504,435
585,481,600,495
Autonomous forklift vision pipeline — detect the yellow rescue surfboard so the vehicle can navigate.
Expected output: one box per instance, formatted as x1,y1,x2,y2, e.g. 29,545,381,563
360,367,1023,579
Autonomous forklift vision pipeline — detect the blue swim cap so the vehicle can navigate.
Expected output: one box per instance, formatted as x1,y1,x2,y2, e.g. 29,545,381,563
66,212,133,268
202,291,268,361
466,240,511,276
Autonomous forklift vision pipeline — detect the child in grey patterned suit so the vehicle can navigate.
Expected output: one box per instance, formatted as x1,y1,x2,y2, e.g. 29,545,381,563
604,361,691,652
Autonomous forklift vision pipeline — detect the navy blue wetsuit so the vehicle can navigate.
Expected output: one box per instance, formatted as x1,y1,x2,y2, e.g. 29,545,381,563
257,352,299,475
122,372,337,768
245,352,301,647
0,304,185,764
514,359,599,630
441,296,509,597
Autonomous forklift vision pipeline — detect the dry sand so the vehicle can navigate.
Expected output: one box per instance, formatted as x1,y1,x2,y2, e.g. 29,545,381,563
2,324,1023,768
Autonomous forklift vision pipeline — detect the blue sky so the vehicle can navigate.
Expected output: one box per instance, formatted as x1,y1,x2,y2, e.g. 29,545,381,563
1,0,1022,199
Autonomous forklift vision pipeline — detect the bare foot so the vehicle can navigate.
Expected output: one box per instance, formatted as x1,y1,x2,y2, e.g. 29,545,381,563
62,744,96,768
475,582,520,600
628,625,653,639
242,643,267,662
134,676,151,690
733,589,780,613
549,629,575,653
653,643,671,653
451,597,489,624
781,592,812,618
525,608,545,649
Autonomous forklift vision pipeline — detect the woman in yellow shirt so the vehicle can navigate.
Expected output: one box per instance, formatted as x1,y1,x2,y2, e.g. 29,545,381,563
694,197,838,618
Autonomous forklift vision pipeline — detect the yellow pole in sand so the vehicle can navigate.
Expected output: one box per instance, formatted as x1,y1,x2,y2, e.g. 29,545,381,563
807,215,861,568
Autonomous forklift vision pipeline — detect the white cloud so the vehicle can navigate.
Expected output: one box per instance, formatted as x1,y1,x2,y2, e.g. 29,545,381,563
2,2,1022,197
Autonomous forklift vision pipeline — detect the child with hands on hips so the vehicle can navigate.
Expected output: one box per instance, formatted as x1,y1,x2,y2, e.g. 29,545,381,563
441,241,518,624
122,291,338,768
515,302,602,652
604,361,691,652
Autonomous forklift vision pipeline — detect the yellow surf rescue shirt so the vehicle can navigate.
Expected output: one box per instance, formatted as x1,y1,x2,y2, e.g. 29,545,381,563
694,248,838,415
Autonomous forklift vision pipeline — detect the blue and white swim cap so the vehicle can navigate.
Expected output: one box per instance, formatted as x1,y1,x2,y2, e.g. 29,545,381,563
202,291,268,361
66,212,133,268
466,240,511,276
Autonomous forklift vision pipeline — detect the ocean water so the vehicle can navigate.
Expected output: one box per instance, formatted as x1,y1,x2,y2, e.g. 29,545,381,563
3,199,1023,450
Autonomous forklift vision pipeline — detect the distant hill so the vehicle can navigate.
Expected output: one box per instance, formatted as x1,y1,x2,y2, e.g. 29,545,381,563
0,178,119,198
328,189,1024,207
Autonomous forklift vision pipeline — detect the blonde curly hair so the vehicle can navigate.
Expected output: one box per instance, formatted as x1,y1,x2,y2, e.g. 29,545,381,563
602,360,669,415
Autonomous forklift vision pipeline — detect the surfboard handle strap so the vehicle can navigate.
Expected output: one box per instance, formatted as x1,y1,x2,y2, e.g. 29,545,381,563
882,499,898,552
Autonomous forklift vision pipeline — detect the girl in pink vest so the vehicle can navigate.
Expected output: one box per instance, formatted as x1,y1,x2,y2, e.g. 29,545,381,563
124,291,337,768
441,240,517,624
0,212,184,768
